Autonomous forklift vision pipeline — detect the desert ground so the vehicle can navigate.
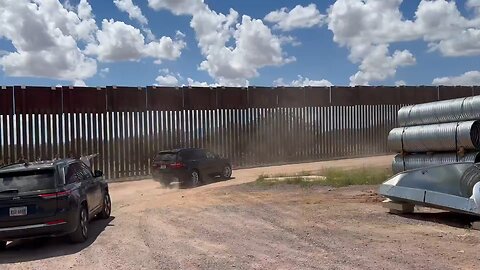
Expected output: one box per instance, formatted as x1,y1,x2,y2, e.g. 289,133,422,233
2,155,480,270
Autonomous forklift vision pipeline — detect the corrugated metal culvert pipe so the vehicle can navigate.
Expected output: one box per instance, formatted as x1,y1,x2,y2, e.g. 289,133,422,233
398,95,480,127
392,152,480,174
459,164,480,197
390,95,480,174
388,120,480,153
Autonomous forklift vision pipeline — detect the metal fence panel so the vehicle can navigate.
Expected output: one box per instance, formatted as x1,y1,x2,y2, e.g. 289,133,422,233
438,86,473,100
63,86,107,113
184,87,217,110
0,87,13,115
248,87,277,108
1,85,475,180
304,87,330,107
15,86,62,114
397,86,438,104
277,87,305,108
107,86,146,112
216,87,248,109
147,86,183,111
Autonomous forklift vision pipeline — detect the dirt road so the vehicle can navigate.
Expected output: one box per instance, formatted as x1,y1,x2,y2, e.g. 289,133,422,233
2,155,480,270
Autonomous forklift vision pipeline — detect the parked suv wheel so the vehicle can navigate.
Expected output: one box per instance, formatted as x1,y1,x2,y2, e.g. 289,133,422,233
98,193,111,219
69,206,88,243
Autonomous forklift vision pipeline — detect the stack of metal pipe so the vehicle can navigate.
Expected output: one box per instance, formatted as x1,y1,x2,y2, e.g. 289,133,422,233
388,96,480,174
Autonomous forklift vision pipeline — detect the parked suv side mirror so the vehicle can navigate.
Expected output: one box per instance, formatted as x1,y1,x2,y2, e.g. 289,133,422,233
94,170,104,177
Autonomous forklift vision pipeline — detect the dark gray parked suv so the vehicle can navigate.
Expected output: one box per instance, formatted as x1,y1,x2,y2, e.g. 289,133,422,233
0,158,111,249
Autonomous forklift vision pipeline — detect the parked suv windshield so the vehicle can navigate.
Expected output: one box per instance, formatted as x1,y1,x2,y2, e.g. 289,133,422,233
0,169,56,193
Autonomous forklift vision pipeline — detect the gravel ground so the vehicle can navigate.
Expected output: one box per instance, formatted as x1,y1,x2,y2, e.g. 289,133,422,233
2,155,480,270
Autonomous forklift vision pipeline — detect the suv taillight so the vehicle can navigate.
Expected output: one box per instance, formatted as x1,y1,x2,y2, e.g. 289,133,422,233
39,190,71,199
168,162,185,169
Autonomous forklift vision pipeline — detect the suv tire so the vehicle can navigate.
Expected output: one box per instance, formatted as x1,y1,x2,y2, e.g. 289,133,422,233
98,192,111,219
190,170,201,187
221,165,232,179
69,206,88,243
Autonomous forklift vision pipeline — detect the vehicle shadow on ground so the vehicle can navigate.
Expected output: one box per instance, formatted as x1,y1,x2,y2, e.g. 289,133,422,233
0,216,115,264
396,212,479,229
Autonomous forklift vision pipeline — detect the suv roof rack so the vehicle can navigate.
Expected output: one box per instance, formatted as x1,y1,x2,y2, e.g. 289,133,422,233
0,161,28,170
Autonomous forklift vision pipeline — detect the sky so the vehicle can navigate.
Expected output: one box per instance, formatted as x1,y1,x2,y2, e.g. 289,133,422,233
1,0,480,88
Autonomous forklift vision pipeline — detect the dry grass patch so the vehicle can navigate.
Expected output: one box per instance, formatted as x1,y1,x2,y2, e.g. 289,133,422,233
255,167,392,188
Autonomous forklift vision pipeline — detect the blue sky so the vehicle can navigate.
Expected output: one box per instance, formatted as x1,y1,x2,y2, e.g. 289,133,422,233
1,0,480,87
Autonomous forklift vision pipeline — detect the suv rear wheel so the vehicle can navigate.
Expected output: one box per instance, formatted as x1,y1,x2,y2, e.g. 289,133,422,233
222,165,232,179
69,206,88,243
190,170,201,187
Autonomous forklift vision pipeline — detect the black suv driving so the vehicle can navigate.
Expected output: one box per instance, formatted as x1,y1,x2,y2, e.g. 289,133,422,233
0,158,111,249
152,148,232,187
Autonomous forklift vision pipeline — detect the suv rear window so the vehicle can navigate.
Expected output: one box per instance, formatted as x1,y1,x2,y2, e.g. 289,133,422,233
0,169,56,193
179,150,206,161
154,152,178,162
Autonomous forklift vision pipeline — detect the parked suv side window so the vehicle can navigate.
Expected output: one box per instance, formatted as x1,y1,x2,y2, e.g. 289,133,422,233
205,151,215,159
78,163,93,180
179,150,194,161
193,150,207,160
65,163,83,184
65,162,93,184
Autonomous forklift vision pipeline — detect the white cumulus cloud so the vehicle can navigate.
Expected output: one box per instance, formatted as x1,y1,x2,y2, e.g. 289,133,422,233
274,75,332,87
148,0,204,15
395,80,406,86
85,19,185,63
186,78,209,87
114,0,148,25
154,68,219,87
349,45,415,86
73,79,87,86
432,71,480,86
0,0,97,82
264,4,326,31
414,0,480,57
328,0,417,86
148,0,293,86
113,0,155,40
155,70,197,86
0,0,186,84
185,78,219,87
100,67,110,77
467,0,480,13
155,74,179,86
327,0,480,85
